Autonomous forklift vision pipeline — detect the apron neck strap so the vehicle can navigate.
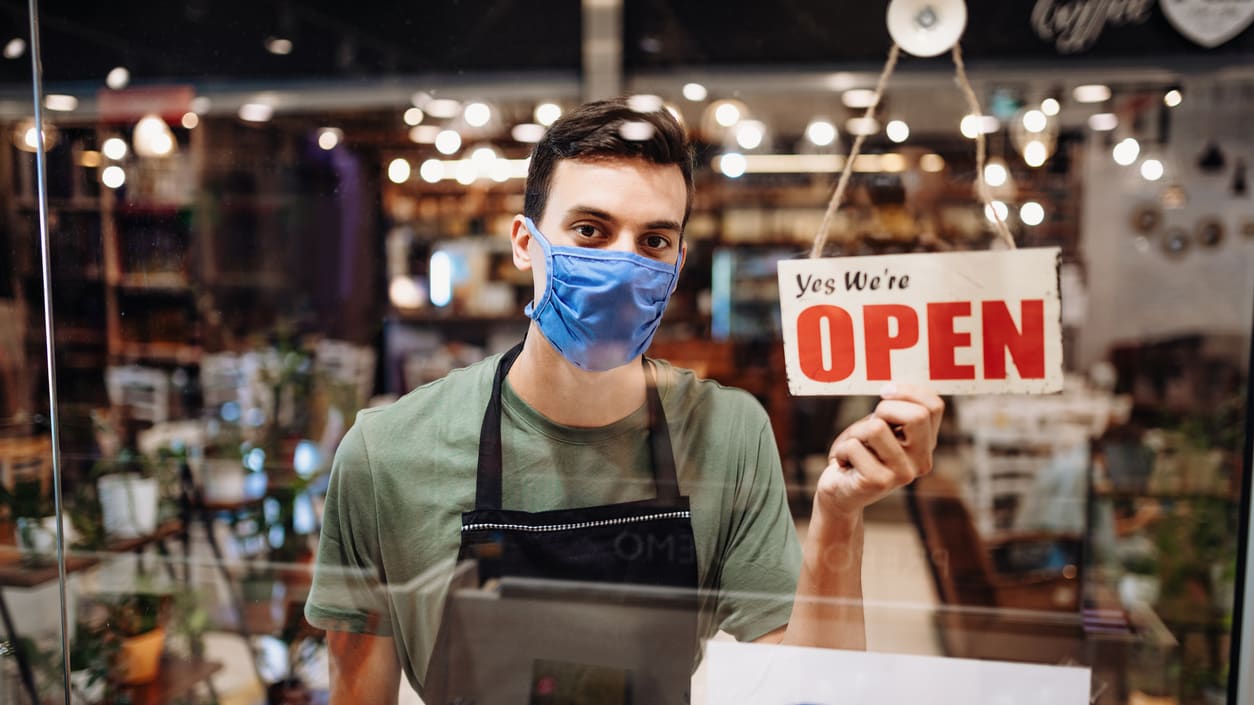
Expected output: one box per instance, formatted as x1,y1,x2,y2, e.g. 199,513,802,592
475,343,680,511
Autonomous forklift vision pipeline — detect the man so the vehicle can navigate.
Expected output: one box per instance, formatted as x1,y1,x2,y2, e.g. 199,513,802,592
304,99,943,703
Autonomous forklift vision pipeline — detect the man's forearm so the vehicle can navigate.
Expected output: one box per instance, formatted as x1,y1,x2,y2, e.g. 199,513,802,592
780,502,866,650
327,631,401,705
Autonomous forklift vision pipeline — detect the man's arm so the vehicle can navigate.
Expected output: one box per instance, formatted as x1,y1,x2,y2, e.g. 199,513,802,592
327,631,401,705
756,383,944,649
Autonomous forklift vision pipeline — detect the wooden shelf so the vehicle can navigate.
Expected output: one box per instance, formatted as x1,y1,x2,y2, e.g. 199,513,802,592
115,342,203,364
115,273,193,291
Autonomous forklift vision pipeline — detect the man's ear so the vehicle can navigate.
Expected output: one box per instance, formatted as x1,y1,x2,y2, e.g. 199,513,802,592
672,239,688,293
510,215,533,271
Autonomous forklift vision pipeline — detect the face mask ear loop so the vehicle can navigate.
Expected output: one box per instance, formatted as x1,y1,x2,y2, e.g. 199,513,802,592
524,217,557,318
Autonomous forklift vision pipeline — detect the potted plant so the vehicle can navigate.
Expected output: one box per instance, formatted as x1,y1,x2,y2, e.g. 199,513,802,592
67,621,114,704
0,476,69,566
88,409,180,541
99,591,172,685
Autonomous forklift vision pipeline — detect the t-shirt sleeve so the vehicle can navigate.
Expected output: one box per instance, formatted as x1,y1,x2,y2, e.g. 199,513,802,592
715,414,801,641
305,420,394,635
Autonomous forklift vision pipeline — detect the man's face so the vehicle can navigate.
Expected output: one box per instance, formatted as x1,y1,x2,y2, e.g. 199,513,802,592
512,157,688,303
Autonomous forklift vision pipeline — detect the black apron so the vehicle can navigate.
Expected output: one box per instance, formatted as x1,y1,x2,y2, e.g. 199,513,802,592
425,343,700,705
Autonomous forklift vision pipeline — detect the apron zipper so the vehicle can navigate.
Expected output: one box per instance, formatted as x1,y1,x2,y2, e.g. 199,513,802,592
462,510,691,534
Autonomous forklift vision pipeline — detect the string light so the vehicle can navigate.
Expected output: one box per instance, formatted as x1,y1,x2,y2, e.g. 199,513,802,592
805,119,837,147
387,158,411,184
106,66,130,90
534,103,562,126
1023,140,1048,167
1112,138,1140,166
435,130,462,155
102,166,126,189
1020,201,1045,226
885,120,909,143
404,107,424,126
718,152,746,178
682,83,707,101
1040,98,1060,116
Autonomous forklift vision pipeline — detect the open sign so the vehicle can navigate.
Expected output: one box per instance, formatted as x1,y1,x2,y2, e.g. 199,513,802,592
778,248,1063,396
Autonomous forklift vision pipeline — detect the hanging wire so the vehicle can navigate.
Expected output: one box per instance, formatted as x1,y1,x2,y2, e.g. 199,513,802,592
951,43,1016,249
809,41,1018,257
810,43,901,259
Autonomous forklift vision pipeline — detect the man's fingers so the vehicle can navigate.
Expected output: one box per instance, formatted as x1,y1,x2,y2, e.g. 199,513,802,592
837,415,912,478
831,438,898,499
879,383,945,427
874,400,936,447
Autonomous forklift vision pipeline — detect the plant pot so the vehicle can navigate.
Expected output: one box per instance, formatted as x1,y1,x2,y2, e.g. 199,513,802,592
118,626,166,685
1119,573,1161,607
14,516,56,565
202,459,267,504
97,474,159,539
70,668,105,704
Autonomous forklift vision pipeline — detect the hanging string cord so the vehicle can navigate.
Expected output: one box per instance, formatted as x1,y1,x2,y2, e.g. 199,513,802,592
809,43,901,259
951,43,1016,249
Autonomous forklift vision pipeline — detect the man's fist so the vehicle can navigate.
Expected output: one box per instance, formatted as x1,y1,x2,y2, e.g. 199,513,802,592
815,383,944,517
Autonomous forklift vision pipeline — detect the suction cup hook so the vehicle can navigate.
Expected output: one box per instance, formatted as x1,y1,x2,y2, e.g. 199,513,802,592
887,0,968,57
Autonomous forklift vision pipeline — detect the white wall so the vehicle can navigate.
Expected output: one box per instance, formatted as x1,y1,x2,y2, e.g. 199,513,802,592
1077,81,1254,370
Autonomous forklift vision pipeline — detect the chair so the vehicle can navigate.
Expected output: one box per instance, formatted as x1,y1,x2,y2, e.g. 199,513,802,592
904,472,1086,664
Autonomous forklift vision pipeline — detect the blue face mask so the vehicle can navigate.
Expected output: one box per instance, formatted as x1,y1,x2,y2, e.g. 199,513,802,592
523,217,680,372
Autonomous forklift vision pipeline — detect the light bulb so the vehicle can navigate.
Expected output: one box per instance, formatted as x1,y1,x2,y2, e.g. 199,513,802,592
102,137,128,160
534,103,562,126
1140,158,1164,181
106,66,130,90
719,152,746,178
420,159,444,183
984,200,1009,223
463,102,491,127
102,166,126,189
1023,140,1048,167
885,120,909,143
435,130,462,155
682,83,707,101
317,128,341,151
1164,89,1183,108
388,158,411,184
1019,201,1045,226
1088,113,1118,131
1112,138,1140,166
713,101,741,128
1022,110,1047,133
983,162,1008,187
403,107,424,126
1040,98,1061,116
805,119,837,147
735,121,765,150
511,123,545,143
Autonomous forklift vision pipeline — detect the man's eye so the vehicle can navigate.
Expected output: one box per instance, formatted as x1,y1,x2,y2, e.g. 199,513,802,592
643,235,670,250
573,224,602,239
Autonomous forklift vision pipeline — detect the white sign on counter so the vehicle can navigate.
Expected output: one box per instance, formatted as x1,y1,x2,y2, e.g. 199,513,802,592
778,248,1064,396
706,641,1090,705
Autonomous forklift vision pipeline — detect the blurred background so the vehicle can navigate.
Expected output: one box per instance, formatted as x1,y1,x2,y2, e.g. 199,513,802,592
0,1,1249,703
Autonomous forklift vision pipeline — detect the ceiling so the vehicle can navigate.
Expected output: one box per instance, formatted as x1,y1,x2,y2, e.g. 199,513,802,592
0,0,1250,89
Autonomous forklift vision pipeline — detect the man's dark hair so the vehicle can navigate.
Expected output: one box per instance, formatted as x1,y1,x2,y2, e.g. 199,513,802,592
523,98,695,226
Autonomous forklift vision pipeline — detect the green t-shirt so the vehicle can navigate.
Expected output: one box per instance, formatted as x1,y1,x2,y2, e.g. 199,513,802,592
305,354,801,692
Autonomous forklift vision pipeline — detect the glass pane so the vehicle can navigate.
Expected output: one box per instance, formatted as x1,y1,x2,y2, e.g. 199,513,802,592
16,2,1254,704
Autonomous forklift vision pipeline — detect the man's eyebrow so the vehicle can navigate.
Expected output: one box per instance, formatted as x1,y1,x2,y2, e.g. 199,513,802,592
566,206,682,233
644,219,683,233
566,205,616,222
